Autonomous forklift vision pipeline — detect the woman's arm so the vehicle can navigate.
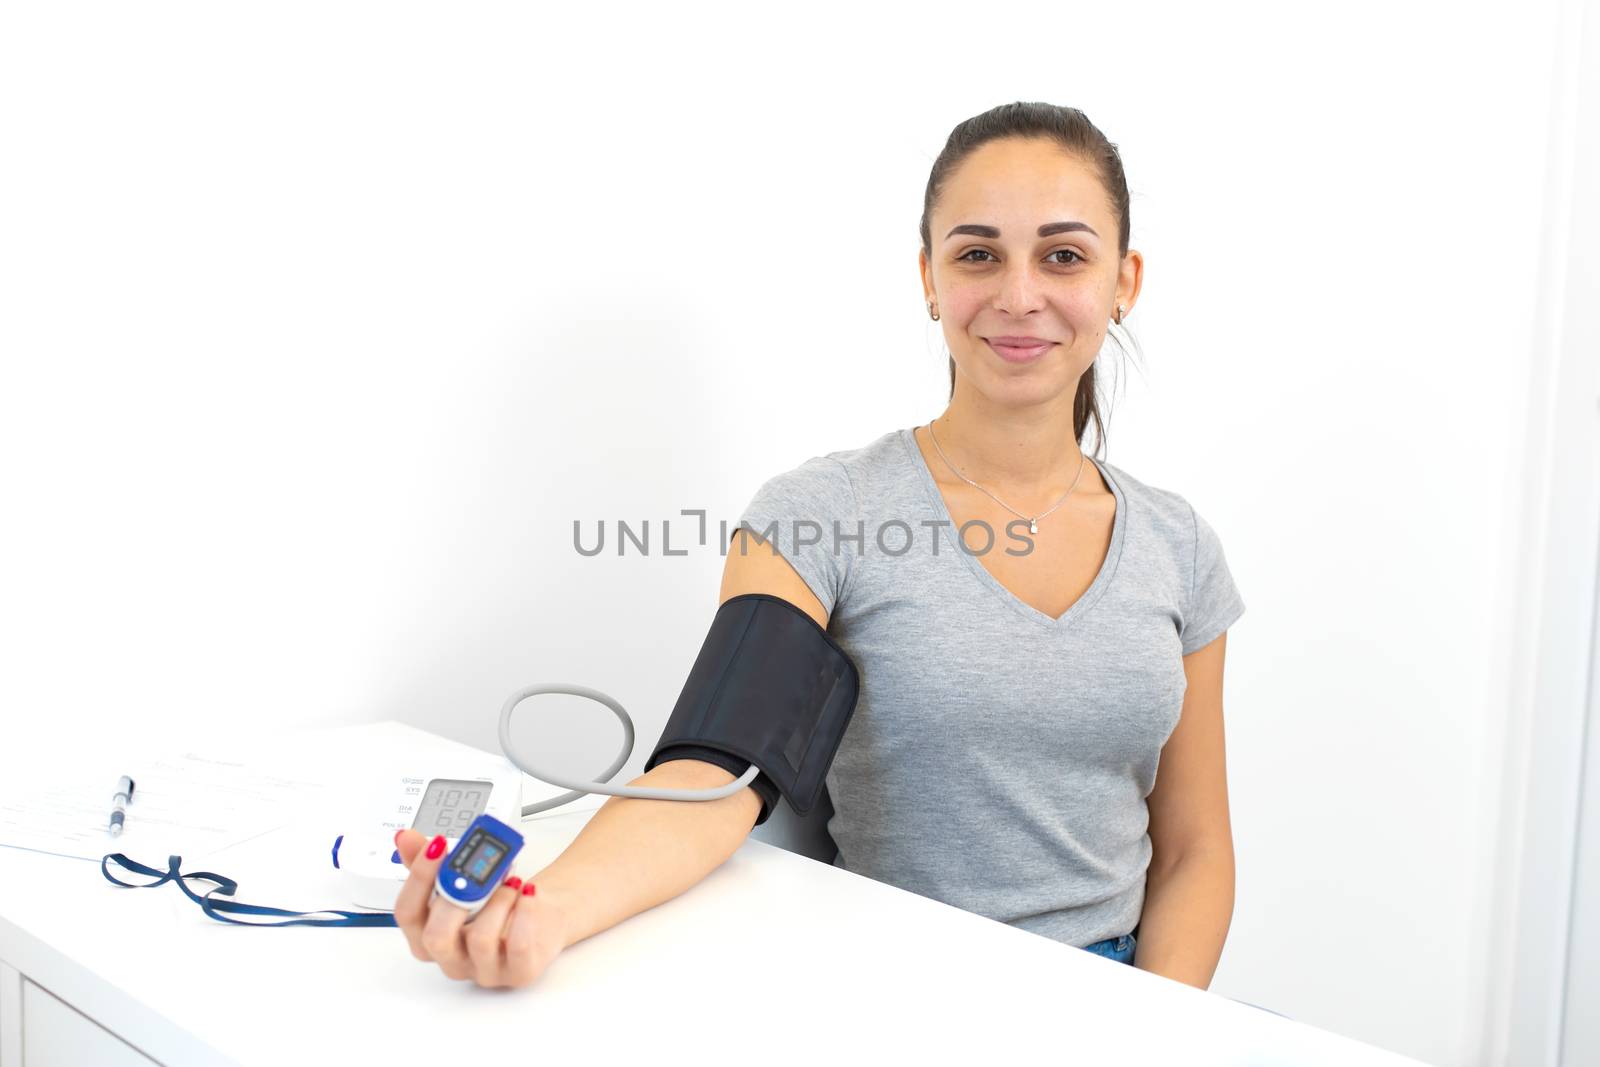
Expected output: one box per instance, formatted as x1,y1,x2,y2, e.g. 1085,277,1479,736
1136,630,1236,989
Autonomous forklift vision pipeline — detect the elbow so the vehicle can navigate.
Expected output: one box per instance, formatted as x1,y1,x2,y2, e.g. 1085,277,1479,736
1149,834,1234,882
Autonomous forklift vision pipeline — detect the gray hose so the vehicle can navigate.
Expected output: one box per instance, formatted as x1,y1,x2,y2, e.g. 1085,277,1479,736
497,683,760,817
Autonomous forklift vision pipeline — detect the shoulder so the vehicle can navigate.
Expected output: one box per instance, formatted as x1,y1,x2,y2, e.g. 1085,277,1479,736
1099,459,1239,585
1096,457,1198,543
750,428,901,511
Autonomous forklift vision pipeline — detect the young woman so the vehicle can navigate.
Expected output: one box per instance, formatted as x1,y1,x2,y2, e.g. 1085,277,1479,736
392,102,1244,994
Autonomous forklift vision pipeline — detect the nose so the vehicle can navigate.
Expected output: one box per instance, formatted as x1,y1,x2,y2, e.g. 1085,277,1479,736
992,261,1047,316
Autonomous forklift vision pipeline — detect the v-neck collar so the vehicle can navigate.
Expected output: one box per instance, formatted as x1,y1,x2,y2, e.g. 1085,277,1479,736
898,424,1127,632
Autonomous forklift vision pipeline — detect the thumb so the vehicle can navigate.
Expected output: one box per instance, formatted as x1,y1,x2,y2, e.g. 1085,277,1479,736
394,827,428,866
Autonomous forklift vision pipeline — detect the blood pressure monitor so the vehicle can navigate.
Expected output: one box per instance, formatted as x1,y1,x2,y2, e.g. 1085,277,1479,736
325,637,845,915
433,813,525,915
333,762,524,910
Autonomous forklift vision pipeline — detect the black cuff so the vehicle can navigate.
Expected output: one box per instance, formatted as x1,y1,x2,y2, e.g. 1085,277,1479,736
649,744,780,826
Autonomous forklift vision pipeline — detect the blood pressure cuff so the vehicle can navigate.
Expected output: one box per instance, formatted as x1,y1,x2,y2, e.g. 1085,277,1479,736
645,592,860,827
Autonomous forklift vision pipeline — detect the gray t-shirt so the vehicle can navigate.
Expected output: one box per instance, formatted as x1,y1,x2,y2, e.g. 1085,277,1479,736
734,426,1246,949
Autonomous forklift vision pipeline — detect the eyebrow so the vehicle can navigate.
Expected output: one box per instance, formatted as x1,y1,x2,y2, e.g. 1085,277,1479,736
945,221,1099,240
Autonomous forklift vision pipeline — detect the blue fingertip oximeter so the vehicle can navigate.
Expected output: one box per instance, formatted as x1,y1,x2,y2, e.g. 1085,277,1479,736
433,812,525,915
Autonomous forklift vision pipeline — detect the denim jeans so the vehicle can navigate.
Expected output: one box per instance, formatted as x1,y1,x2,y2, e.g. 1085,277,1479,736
1080,932,1137,964
1079,932,1292,1020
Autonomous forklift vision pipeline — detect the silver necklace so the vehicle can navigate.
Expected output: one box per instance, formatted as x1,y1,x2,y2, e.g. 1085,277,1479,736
926,418,1088,535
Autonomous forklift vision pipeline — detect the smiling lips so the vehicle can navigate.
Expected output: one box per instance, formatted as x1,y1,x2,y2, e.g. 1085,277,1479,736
986,337,1055,363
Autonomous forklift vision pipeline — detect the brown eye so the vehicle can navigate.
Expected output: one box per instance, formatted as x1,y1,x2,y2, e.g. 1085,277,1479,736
1049,249,1084,265
957,249,996,262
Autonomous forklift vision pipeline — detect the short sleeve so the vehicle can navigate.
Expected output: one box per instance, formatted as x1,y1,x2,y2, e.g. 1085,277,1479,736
733,455,858,619
1179,502,1246,655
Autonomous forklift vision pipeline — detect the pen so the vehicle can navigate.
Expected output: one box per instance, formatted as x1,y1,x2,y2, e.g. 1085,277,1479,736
109,775,135,836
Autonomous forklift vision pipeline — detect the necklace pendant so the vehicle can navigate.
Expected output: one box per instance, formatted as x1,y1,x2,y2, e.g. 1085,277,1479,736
1029,519,1038,534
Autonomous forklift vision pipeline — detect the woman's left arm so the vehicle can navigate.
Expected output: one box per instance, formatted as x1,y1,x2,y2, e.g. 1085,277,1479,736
1136,630,1236,989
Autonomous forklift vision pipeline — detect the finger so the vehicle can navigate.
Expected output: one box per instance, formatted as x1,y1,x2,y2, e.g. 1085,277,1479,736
394,828,427,866
420,849,476,980
394,833,451,962
462,875,525,987
503,882,553,989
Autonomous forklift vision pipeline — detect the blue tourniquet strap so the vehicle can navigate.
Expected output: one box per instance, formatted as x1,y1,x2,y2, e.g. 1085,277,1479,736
101,853,398,928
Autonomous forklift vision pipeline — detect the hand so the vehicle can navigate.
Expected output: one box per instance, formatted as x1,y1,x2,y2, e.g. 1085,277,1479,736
392,828,567,989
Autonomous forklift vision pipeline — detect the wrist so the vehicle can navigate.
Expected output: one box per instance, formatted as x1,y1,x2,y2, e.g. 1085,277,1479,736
522,871,579,951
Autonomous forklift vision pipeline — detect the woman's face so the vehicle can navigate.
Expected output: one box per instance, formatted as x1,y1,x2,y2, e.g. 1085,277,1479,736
920,137,1141,407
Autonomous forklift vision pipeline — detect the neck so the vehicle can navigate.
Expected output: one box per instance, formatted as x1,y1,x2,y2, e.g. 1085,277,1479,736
931,389,1086,495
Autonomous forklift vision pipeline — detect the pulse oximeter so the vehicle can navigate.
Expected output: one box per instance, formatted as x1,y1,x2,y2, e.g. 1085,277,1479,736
433,812,525,915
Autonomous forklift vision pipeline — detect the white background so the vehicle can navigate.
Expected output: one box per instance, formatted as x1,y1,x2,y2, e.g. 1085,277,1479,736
0,2,1584,1064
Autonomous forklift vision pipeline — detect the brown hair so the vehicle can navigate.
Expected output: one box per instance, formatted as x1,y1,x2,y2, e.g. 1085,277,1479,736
919,102,1140,460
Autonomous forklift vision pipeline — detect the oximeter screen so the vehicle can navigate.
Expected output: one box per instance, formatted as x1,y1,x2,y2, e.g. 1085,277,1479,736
449,827,507,886
414,779,491,836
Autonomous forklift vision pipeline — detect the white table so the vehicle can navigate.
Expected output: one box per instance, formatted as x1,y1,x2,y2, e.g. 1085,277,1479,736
0,720,1430,1066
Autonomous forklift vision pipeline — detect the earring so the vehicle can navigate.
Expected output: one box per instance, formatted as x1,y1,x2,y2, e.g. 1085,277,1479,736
927,301,939,321
1114,303,1126,325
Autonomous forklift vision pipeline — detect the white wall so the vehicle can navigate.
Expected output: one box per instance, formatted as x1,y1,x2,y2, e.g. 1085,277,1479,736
0,3,1570,1063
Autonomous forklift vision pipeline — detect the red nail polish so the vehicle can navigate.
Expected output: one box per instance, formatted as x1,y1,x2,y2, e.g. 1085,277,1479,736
521,882,537,897
425,834,446,860
503,876,522,890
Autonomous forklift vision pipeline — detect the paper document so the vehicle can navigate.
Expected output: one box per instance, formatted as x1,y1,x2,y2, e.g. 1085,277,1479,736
0,746,332,865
